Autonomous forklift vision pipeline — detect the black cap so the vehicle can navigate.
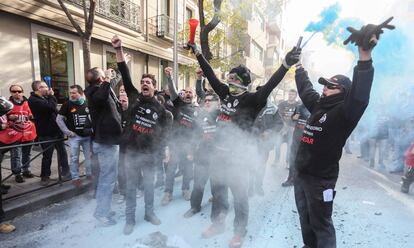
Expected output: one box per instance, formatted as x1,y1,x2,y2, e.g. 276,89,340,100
318,75,351,91
229,65,251,86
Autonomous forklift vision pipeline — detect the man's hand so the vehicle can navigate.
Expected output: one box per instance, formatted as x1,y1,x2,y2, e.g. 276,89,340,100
48,88,54,96
67,131,76,138
292,113,300,121
124,53,132,64
196,67,203,80
283,47,302,68
344,17,395,51
105,69,115,80
164,67,173,78
358,35,377,61
111,35,122,49
8,114,18,121
185,42,201,56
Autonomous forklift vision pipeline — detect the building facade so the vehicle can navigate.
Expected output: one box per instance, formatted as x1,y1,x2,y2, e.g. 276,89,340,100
0,0,199,102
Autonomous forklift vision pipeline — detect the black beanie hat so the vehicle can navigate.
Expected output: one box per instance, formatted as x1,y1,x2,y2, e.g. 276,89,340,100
229,65,251,86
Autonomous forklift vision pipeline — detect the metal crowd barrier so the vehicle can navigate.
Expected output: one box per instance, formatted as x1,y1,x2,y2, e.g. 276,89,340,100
0,137,83,216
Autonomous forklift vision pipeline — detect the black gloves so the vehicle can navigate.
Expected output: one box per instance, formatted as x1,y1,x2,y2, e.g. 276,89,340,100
343,16,395,51
186,42,201,56
283,47,302,69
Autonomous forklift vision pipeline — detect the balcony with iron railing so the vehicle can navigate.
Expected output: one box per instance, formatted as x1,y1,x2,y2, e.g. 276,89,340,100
65,0,141,32
147,14,181,41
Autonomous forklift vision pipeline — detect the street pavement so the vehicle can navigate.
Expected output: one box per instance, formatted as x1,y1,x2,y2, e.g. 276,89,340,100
1,144,413,248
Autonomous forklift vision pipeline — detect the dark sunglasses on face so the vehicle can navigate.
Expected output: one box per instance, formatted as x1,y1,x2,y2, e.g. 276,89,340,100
11,90,23,93
325,83,342,90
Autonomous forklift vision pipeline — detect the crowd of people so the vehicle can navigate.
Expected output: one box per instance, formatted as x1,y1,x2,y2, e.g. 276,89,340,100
0,19,411,248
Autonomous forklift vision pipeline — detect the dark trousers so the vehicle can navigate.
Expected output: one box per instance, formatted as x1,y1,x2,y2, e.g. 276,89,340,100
164,147,193,193
250,145,272,190
118,144,127,195
0,147,10,222
39,136,69,178
294,174,337,248
125,151,155,223
210,152,248,236
190,157,210,210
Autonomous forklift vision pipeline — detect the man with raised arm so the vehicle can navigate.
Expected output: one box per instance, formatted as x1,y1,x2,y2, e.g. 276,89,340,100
111,36,168,235
187,42,301,248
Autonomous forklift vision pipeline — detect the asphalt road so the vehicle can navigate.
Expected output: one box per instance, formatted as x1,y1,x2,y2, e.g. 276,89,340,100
1,147,413,248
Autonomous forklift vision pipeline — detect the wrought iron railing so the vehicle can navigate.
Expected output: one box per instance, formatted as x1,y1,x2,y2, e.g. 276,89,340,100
148,14,181,40
65,0,141,32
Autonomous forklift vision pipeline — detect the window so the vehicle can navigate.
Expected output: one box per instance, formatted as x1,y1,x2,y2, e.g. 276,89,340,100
252,41,263,62
161,0,170,16
106,51,117,70
254,7,265,31
186,7,193,20
37,34,74,103
160,60,169,90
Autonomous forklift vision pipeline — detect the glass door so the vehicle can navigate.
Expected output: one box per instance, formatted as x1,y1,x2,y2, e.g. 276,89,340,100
37,34,75,103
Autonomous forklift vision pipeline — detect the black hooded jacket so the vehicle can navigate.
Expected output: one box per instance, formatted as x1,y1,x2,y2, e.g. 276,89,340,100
84,80,122,145
28,93,62,137
294,60,374,179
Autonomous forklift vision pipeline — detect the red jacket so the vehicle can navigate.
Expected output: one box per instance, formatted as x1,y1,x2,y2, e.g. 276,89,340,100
405,142,414,168
0,97,37,144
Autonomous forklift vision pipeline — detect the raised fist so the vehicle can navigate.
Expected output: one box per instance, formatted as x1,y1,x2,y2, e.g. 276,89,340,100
111,35,122,49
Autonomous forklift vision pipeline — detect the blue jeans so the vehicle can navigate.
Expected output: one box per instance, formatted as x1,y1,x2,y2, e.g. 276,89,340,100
68,135,92,180
93,142,119,218
10,144,32,174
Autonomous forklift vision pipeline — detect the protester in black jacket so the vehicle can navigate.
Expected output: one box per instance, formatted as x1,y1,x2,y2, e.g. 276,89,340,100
293,35,377,248
161,66,198,204
84,67,122,226
281,104,310,187
28,81,70,186
187,42,301,248
111,36,168,235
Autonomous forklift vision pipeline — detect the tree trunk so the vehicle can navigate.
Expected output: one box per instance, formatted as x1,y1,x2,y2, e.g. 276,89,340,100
82,37,91,76
198,0,223,62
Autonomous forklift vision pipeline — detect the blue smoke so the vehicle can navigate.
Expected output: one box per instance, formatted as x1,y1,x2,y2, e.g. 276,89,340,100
305,3,341,32
304,3,414,148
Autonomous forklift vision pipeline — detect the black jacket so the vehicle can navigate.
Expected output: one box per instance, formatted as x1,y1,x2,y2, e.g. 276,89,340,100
294,60,374,179
84,81,122,145
118,62,168,153
28,93,62,137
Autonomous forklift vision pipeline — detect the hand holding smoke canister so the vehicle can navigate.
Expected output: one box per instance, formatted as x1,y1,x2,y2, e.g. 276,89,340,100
343,17,395,51
283,37,302,69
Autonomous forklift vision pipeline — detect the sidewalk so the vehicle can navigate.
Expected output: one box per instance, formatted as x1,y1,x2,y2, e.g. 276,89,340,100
1,143,91,220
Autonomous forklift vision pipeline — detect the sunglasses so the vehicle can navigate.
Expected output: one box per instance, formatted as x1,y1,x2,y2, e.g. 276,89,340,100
11,90,23,93
325,83,342,90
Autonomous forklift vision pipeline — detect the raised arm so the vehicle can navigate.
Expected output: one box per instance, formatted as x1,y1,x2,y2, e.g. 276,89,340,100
295,65,320,113
111,35,138,97
344,46,375,123
164,67,179,101
195,68,206,100
187,43,228,99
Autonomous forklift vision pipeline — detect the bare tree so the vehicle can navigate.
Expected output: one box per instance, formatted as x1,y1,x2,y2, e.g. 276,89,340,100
198,0,223,62
57,0,96,75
